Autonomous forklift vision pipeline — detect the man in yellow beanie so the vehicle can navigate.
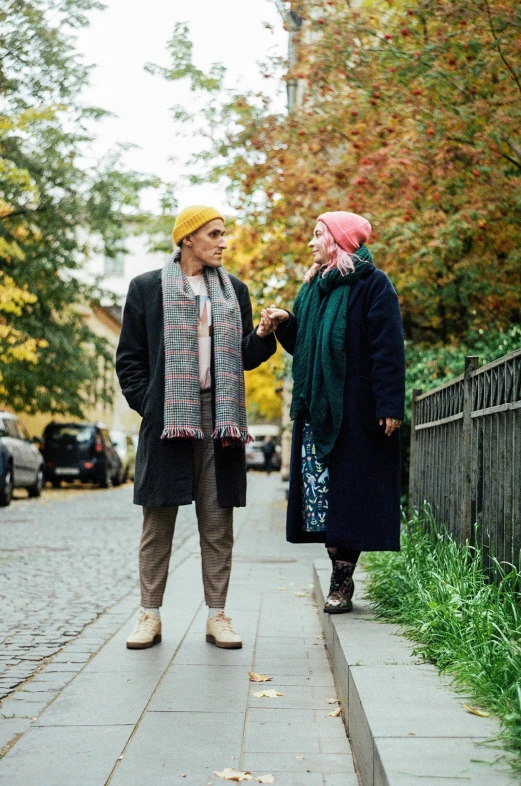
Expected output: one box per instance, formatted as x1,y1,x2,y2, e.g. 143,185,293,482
116,207,276,650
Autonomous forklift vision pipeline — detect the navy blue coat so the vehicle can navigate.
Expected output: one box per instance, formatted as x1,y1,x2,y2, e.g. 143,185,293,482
276,267,405,551
116,268,276,508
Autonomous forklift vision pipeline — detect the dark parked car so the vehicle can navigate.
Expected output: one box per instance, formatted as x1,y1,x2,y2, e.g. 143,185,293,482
41,422,123,488
0,411,45,506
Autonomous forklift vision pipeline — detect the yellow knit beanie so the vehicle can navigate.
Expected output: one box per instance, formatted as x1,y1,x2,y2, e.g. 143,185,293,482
172,205,224,246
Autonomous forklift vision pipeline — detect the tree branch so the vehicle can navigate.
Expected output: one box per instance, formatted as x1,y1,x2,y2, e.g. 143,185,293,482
497,150,521,173
0,207,45,221
483,0,521,98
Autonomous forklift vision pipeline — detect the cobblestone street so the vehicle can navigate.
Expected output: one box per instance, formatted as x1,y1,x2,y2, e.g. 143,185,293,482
0,484,196,702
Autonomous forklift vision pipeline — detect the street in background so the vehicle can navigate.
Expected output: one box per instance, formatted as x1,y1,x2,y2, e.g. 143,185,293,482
246,424,281,472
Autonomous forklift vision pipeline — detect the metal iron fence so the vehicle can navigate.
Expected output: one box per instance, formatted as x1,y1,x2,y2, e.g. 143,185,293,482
409,348,521,568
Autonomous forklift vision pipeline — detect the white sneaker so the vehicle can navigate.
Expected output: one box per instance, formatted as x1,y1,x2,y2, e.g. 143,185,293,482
206,612,242,649
126,611,162,649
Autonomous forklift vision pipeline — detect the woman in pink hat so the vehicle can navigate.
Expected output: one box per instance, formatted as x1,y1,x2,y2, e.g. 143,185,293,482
264,211,405,613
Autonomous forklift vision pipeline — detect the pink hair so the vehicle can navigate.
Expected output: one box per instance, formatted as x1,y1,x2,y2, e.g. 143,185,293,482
305,221,355,283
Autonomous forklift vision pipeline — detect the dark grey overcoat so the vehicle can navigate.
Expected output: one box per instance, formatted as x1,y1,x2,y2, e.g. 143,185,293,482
116,268,276,508
277,267,405,552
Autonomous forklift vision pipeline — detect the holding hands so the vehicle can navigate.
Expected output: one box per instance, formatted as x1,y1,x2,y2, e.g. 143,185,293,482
256,304,290,338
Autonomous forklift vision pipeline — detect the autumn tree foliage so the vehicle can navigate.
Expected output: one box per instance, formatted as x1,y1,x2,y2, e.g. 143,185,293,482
0,274,48,399
0,0,155,416
155,0,521,348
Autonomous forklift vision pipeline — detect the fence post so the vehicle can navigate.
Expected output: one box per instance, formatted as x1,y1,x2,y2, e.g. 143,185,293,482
408,388,423,519
461,356,479,543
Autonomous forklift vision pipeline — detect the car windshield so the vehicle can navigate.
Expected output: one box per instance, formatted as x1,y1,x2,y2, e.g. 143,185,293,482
46,426,95,444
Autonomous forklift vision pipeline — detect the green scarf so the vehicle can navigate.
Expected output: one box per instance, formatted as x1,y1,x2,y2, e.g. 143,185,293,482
290,245,374,464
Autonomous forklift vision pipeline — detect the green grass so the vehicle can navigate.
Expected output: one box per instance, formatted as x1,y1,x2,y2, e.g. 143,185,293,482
364,510,521,772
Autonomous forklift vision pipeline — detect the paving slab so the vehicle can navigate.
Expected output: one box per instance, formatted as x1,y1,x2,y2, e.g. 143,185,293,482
314,560,514,786
242,751,356,773
109,710,245,786
244,721,351,754
374,737,513,786
0,725,132,786
34,671,159,726
149,665,250,712
251,658,333,678
350,664,500,739
249,683,337,711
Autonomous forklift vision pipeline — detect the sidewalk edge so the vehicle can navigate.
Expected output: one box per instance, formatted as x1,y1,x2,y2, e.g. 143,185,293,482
313,560,514,786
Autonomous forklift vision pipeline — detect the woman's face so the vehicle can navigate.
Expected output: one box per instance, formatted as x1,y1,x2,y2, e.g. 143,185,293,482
308,223,325,264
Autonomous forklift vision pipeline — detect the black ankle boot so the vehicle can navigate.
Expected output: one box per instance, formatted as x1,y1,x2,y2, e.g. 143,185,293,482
324,562,356,614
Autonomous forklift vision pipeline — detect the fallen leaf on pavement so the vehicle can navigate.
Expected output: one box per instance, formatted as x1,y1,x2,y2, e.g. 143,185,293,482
256,776,275,784
213,768,254,782
278,587,287,591
294,592,312,597
253,689,284,698
249,672,273,683
295,755,305,760
462,704,489,717
328,707,342,717
327,698,339,704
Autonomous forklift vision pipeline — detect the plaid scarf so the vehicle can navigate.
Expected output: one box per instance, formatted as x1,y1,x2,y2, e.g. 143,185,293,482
161,253,251,446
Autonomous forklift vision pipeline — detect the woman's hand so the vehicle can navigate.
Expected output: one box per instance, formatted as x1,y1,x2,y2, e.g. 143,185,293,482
264,305,290,326
256,311,275,338
379,417,402,437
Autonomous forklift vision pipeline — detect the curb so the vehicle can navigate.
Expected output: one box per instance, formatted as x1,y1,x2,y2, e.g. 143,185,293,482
314,559,514,786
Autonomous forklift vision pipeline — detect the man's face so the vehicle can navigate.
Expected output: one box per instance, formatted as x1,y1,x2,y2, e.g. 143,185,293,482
184,218,227,267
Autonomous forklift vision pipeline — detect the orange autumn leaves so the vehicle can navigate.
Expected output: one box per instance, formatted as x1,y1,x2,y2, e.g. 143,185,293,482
171,0,521,346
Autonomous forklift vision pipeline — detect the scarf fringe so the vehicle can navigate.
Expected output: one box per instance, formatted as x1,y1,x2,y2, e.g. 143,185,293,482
161,427,204,440
213,426,253,447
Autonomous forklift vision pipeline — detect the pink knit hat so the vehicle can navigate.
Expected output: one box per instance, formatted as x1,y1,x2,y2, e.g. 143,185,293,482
318,211,372,253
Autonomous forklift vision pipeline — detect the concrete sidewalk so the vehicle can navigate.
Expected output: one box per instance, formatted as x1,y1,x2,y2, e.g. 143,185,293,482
0,475,358,786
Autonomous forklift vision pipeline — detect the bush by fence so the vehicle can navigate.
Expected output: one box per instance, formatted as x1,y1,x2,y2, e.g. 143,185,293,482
409,348,521,568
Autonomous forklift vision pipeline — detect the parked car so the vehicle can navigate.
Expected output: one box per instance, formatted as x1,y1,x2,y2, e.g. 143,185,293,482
245,424,282,471
41,422,123,488
109,430,136,482
0,411,45,505
0,441,13,506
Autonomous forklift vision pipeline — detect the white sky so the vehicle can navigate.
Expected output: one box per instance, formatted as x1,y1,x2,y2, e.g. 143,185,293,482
75,0,287,213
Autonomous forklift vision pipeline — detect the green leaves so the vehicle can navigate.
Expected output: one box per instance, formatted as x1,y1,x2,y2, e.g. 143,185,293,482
0,0,154,416
145,22,225,93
